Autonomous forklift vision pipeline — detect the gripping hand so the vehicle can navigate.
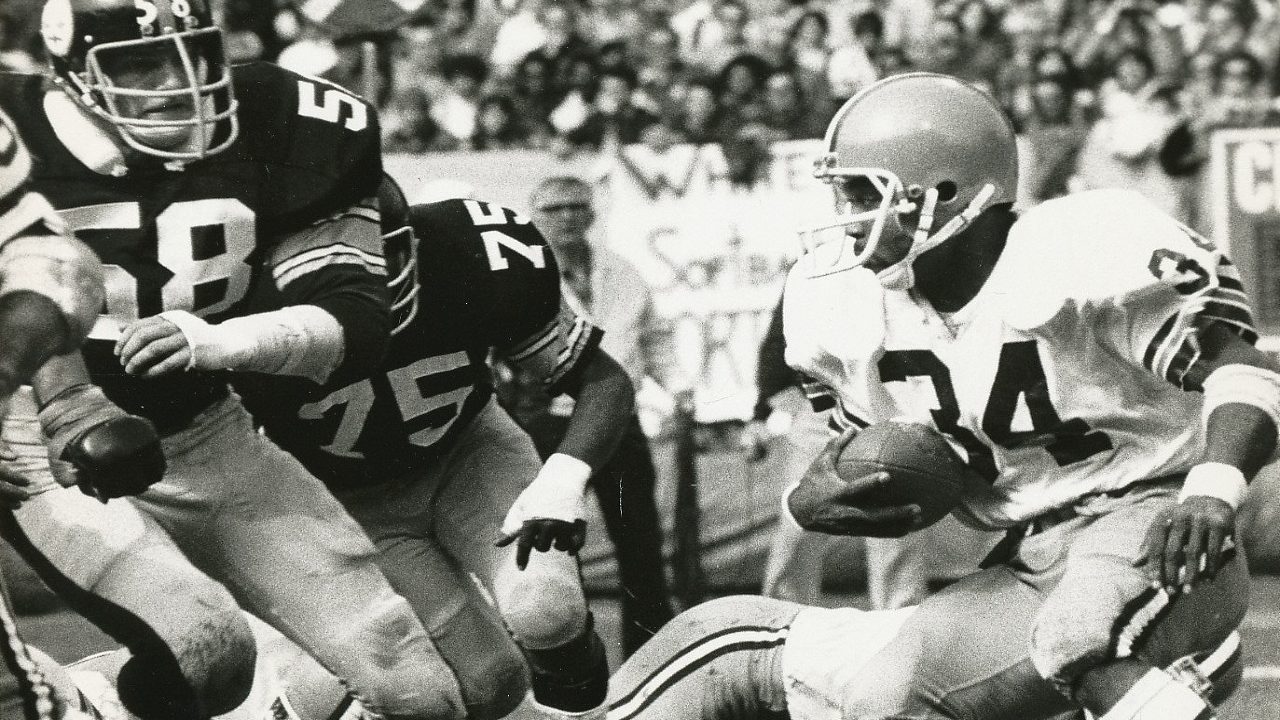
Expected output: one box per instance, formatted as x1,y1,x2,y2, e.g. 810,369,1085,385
39,384,165,502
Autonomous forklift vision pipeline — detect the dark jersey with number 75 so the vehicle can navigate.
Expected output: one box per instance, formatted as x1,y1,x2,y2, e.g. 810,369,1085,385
0,63,390,433
235,198,604,489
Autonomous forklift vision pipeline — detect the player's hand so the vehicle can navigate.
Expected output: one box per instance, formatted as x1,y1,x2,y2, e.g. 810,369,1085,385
0,464,31,509
1135,495,1236,595
739,419,772,463
496,453,592,570
39,384,166,502
116,316,193,376
787,430,925,538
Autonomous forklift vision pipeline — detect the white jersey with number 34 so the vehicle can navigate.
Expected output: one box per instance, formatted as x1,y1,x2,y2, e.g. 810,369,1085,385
783,188,1257,529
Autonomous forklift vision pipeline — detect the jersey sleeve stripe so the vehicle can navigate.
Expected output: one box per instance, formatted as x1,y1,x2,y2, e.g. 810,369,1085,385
507,320,559,361
608,625,789,720
273,244,387,287
800,374,836,412
547,319,603,388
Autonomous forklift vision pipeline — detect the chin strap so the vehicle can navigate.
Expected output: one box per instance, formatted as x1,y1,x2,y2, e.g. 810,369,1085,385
877,183,997,291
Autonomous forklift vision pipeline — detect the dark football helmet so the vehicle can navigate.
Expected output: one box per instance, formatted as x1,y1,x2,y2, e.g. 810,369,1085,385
40,0,239,161
801,72,1018,289
377,174,420,336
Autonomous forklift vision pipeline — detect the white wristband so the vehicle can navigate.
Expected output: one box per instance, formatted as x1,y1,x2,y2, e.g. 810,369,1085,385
538,452,594,494
1179,462,1247,510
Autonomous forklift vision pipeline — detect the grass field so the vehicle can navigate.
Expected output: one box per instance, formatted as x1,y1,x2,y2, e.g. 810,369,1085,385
19,576,1280,718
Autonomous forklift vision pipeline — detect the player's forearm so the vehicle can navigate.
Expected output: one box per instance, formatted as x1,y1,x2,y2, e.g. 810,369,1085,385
555,351,636,471
162,305,346,383
269,213,392,381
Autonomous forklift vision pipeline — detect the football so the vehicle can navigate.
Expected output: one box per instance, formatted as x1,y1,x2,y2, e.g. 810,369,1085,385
833,420,968,528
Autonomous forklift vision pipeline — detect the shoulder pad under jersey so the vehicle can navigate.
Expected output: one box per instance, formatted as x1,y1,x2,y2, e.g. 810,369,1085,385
991,188,1223,330
782,260,887,379
230,62,382,228
410,198,561,342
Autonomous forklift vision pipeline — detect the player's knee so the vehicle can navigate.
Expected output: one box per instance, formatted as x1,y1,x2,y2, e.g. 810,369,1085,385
332,594,466,720
501,575,588,649
117,609,256,720
429,606,529,720
1031,600,1116,695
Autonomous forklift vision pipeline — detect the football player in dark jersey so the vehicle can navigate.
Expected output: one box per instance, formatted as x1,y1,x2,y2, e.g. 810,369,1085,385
0,106,108,720
0,3,465,719
232,175,636,720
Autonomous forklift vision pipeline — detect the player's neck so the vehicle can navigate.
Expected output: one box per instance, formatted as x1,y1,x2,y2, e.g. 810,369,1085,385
914,208,1014,313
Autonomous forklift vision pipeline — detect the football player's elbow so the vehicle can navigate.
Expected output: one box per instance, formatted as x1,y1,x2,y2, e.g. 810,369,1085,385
597,352,637,416
0,233,104,350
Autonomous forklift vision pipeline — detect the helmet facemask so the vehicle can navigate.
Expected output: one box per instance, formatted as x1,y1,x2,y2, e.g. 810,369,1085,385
800,153,998,290
76,27,238,162
383,225,421,336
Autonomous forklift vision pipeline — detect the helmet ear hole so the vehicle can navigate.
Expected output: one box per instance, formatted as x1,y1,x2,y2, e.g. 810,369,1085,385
935,180,958,202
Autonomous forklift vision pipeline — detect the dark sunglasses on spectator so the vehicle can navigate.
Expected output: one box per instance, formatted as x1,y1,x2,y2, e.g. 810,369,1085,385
537,202,592,212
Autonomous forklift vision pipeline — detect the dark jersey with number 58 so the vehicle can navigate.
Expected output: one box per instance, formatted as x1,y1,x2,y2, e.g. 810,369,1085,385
0,63,389,433
235,198,603,489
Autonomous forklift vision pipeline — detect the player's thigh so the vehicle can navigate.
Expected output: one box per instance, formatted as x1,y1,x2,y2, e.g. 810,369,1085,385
608,595,800,720
138,397,465,717
836,566,1074,720
4,488,243,655
1032,491,1249,693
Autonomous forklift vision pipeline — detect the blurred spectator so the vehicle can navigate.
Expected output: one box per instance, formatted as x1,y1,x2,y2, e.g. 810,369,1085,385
781,10,834,99
509,52,560,147
827,10,885,101
632,26,694,117
1068,1,1185,89
522,0,597,97
686,0,764,78
1020,77,1090,204
549,53,604,146
584,0,646,45
1167,49,1280,174
597,39,634,74
752,0,810,64
563,68,660,150
825,0,932,55
432,0,499,60
871,44,914,77
490,0,551,79
713,53,774,124
1073,49,1189,219
668,80,730,144
472,93,532,149
914,16,992,89
951,0,1010,87
382,84,441,152
759,69,831,139
1182,0,1280,89
428,53,490,149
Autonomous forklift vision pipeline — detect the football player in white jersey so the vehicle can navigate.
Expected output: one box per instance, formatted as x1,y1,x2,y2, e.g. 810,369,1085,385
0,106,112,720
599,72,1273,720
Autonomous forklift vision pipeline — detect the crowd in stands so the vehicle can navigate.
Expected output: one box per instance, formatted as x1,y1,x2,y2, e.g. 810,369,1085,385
4,0,1280,215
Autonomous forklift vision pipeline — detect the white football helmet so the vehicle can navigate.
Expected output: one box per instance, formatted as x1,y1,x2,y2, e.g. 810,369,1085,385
800,72,1018,289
